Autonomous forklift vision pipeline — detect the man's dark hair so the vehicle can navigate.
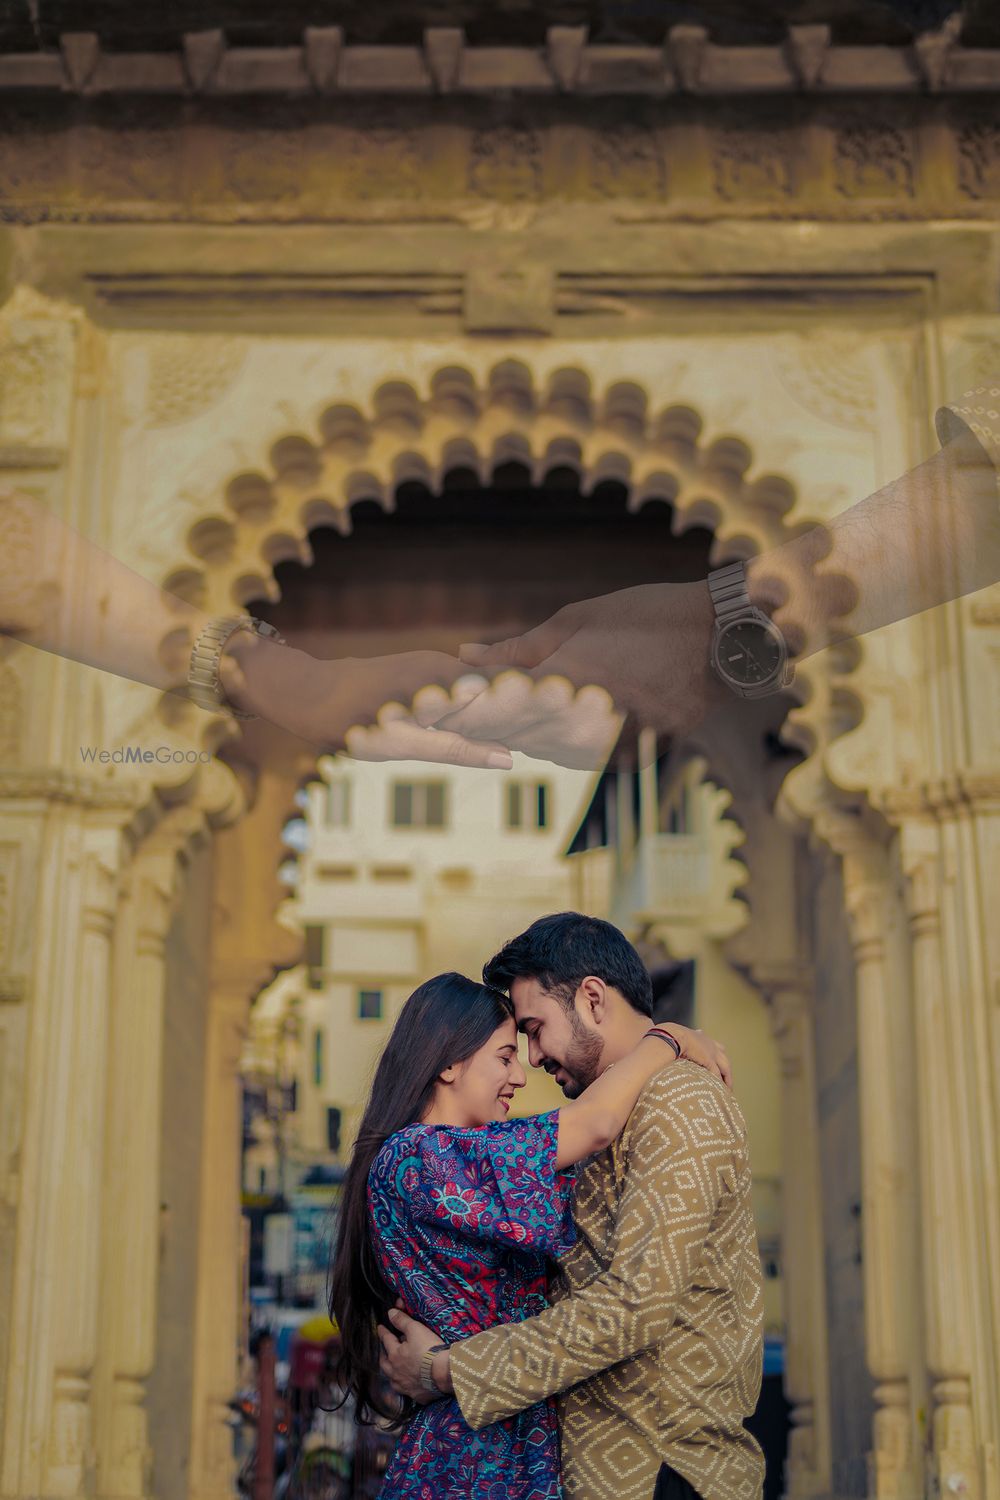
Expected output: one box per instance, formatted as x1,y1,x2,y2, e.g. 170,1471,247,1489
483,912,653,1018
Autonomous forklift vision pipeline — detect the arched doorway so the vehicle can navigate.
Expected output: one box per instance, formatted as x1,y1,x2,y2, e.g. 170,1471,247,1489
148,361,870,1500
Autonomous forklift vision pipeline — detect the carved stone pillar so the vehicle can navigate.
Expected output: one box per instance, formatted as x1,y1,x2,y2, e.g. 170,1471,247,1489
93,817,200,1500
187,976,257,1500
49,833,124,1495
766,969,832,1498
899,818,981,1500
187,749,308,1500
822,814,920,1499
0,799,127,1500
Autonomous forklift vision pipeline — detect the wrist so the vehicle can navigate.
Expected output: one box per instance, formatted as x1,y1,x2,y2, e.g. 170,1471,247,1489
745,550,817,662
217,628,269,715
743,556,784,620
644,1026,683,1060
220,631,314,722
431,1349,453,1395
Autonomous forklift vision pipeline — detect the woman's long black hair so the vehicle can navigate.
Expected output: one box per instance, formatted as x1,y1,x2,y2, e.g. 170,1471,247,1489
328,972,514,1428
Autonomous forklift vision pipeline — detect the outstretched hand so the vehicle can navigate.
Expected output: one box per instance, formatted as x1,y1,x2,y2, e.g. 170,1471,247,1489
429,581,733,769
230,637,517,770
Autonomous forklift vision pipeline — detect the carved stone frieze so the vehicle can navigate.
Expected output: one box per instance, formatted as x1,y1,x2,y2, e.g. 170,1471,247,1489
0,111,998,225
0,316,75,459
834,124,915,200
588,127,665,200
713,127,793,202
468,127,543,202
956,122,1000,201
341,126,422,200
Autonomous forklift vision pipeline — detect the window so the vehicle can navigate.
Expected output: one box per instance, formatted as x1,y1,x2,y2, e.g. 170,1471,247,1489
326,779,351,827
303,924,326,989
326,1106,342,1153
391,781,447,829
358,988,383,1021
312,1028,324,1088
504,781,550,830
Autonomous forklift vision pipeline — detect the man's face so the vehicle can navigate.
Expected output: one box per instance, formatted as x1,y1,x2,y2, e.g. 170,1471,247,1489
510,976,604,1099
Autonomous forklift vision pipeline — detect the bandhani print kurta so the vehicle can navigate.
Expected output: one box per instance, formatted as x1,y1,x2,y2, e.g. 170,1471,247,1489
367,1111,576,1499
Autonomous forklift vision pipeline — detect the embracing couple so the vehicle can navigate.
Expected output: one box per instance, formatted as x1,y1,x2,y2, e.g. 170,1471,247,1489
328,912,765,1500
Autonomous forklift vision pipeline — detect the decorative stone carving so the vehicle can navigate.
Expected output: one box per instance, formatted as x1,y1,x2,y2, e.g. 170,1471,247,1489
0,316,75,456
463,265,554,335
0,664,22,764
304,26,342,93
423,27,463,93
713,128,792,201
667,24,708,93
957,123,1000,200
785,24,830,90
588,128,665,200
218,130,302,205
468,127,542,201
769,332,878,432
834,125,914,198
546,25,587,93
0,488,54,637
183,31,225,94
342,126,421,200
145,337,248,428
911,12,962,93
60,33,100,92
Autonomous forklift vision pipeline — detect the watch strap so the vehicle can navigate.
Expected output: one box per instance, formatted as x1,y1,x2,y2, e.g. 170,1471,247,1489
418,1342,450,1396
187,614,286,721
707,559,752,623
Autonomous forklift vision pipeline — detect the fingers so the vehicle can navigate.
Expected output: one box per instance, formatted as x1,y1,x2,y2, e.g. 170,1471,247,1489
376,1324,395,1361
718,1050,733,1089
411,675,490,728
345,705,513,770
429,670,623,771
386,1307,412,1333
459,609,577,673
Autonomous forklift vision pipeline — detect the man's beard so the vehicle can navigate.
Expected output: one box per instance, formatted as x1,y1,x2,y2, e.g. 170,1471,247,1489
558,1012,604,1098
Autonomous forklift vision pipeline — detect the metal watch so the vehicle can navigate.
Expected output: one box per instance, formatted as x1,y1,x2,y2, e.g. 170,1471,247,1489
707,560,793,700
187,614,286,721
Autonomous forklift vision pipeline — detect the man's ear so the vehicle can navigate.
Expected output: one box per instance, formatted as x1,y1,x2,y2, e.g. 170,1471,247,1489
578,975,608,1024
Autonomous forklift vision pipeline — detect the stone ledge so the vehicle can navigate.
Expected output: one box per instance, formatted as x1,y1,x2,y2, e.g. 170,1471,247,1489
0,30,997,97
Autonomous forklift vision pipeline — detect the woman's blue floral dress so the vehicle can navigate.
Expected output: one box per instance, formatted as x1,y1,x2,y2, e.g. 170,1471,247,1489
367,1111,576,1499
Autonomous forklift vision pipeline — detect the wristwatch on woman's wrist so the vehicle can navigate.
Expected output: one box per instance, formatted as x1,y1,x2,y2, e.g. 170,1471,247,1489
187,614,286,720
418,1343,450,1397
707,560,793,700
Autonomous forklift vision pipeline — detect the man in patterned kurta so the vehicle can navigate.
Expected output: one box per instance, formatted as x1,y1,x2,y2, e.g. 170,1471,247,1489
380,914,765,1500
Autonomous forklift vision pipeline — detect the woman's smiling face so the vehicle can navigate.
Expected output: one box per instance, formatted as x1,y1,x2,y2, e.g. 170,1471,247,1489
448,1017,527,1126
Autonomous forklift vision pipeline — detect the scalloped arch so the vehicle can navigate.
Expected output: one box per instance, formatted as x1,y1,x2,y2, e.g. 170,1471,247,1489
156,358,872,830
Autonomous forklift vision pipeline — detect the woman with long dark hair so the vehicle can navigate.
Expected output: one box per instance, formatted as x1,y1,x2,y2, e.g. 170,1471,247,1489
328,971,685,1499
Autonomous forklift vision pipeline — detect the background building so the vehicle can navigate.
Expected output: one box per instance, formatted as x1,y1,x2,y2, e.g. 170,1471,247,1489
1,4,999,1499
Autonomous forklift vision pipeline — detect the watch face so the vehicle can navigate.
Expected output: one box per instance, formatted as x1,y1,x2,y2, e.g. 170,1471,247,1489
716,619,783,687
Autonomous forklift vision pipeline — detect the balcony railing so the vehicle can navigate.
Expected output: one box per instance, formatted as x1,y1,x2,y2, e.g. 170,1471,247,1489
610,833,712,928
